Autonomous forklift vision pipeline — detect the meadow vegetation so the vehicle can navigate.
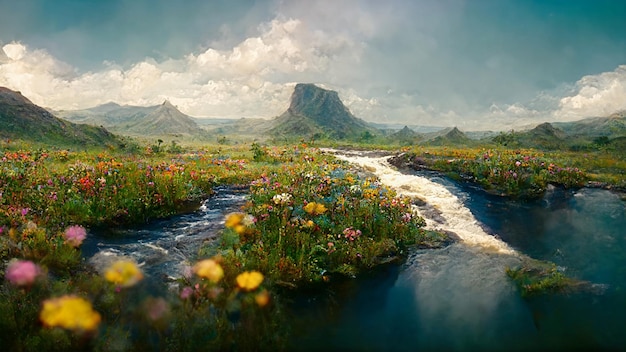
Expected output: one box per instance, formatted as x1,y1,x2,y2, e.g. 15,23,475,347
390,145,625,198
1,137,623,350
0,139,444,350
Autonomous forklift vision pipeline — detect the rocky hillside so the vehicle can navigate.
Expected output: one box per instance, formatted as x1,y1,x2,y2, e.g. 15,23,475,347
269,83,378,140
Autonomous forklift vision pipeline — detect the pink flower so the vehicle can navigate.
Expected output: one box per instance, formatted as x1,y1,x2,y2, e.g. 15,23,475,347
343,227,362,241
5,259,41,287
180,286,194,300
64,225,87,247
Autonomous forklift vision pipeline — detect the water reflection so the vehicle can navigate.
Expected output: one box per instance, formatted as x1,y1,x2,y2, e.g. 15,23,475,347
292,153,626,351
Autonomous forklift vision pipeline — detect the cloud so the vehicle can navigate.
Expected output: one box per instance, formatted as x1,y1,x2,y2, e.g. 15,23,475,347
0,15,368,119
555,65,626,119
1,6,624,130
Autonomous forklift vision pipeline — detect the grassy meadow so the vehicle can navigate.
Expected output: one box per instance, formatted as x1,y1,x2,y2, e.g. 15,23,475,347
1,137,624,350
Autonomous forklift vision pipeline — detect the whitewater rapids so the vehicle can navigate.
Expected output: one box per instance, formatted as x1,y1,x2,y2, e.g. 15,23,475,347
330,150,517,256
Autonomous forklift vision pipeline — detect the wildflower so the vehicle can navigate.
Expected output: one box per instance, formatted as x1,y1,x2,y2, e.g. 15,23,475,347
236,271,264,291
64,225,87,247
272,193,292,205
104,260,143,287
193,259,224,283
343,227,362,241
5,259,41,287
180,286,194,300
225,212,254,235
255,289,270,307
402,213,412,223
40,295,101,332
143,297,170,322
225,212,245,228
303,202,327,216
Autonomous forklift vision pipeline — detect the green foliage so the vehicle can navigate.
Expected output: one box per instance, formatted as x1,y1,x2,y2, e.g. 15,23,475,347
394,147,592,198
506,259,579,298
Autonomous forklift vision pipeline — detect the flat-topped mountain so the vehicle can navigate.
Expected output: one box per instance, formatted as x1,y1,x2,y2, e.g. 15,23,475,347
0,87,124,148
269,83,378,140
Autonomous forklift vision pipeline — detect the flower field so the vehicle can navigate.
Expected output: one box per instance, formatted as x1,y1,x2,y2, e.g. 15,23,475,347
2,140,622,350
0,143,442,350
392,147,594,198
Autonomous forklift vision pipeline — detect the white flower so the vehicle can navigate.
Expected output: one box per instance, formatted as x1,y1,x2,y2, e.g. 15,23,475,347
272,193,292,205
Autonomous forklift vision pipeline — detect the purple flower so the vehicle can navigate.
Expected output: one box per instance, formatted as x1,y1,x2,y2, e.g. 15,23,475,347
5,259,41,287
64,225,87,247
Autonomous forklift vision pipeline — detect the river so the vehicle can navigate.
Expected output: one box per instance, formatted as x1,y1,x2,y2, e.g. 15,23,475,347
289,150,626,351
82,152,626,351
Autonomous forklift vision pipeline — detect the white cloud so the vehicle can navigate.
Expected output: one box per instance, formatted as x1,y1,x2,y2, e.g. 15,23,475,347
555,65,626,119
0,17,361,119
2,43,26,60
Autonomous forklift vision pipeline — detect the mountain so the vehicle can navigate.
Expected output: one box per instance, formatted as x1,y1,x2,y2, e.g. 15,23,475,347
553,112,626,138
117,100,201,136
387,125,422,145
0,87,124,148
56,103,154,127
424,127,472,146
269,83,378,140
57,100,205,137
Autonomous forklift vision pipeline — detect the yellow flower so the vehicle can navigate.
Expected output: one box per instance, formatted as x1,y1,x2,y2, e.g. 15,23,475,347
193,259,224,283
40,295,101,332
236,271,264,291
225,212,244,228
233,224,247,235
303,202,327,216
225,212,255,235
104,260,143,287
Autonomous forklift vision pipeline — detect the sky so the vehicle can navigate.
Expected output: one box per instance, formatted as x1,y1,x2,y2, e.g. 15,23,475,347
0,0,625,130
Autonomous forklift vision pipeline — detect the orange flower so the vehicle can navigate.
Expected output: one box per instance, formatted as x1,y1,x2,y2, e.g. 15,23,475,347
255,289,270,307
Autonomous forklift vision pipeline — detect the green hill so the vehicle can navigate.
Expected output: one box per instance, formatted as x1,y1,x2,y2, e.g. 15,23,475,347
423,127,472,146
0,87,126,149
57,100,207,139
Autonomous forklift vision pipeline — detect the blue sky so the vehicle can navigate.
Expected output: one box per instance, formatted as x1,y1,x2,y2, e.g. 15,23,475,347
1,0,624,130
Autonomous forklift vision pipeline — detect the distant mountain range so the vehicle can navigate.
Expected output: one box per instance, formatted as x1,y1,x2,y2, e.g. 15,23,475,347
3,83,625,149
56,100,206,138
0,87,125,148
